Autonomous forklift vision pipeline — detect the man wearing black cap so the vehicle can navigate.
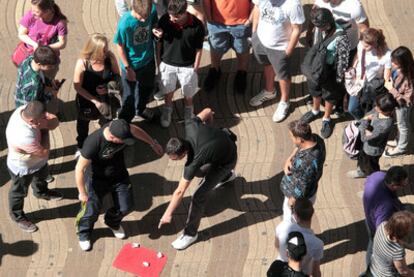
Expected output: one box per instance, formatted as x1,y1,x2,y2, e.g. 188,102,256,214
75,119,163,251
267,231,309,277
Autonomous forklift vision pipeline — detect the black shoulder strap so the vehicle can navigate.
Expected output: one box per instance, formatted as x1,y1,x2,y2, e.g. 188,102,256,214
321,30,345,48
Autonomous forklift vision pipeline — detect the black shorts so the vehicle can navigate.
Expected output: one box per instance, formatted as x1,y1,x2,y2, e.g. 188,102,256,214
308,69,344,105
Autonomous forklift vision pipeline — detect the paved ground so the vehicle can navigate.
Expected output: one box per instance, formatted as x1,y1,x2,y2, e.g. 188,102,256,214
1,0,414,276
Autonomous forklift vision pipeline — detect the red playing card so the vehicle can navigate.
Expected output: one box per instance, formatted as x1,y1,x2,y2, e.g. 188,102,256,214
113,243,168,277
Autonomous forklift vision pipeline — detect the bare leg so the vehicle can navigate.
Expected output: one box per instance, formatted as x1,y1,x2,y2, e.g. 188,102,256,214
264,65,275,92
279,79,291,102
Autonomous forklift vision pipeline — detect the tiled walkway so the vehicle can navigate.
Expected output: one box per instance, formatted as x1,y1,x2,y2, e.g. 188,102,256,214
1,0,414,276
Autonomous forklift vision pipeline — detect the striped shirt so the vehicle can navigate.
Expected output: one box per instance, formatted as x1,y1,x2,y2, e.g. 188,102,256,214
370,222,405,277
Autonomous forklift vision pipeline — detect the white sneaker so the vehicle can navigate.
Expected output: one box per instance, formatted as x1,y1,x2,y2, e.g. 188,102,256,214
184,106,194,120
153,90,165,101
249,90,277,107
75,148,81,159
214,170,236,189
272,101,290,122
160,106,173,128
79,240,91,251
110,225,126,239
171,233,198,250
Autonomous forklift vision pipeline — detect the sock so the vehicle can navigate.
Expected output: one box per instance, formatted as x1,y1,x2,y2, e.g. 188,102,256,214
311,109,320,115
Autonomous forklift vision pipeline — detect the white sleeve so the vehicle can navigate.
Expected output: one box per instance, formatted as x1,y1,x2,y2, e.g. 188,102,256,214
383,50,392,69
288,1,306,25
252,0,259,5
115,0,129,17
352,0,368,24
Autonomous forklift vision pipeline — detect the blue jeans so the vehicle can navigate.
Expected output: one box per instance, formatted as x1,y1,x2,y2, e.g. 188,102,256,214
76,177,133,241
118,61,155,122
348,95,364,120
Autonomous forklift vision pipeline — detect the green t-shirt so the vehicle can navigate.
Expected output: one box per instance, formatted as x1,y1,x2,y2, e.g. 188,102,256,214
113,5,158,70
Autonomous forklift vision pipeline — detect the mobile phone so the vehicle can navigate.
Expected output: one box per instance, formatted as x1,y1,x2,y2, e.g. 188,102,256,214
56,79,66,90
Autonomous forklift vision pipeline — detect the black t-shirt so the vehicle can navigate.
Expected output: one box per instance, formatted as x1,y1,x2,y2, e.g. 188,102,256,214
81,125,129,181
158,13,205,66
183,117,237,181
267,260,309,277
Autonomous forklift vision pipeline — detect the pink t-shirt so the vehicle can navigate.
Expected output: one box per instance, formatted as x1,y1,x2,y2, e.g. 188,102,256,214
20,10,68,48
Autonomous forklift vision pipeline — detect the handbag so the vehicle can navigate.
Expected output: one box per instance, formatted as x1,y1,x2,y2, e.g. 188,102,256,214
345,49,366,97
11,24,54,67
11,42,34,67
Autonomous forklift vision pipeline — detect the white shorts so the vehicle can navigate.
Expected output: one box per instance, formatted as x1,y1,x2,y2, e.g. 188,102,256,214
158,62,199,98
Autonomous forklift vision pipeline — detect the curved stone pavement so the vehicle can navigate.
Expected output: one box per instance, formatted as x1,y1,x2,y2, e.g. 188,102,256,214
1,0,414,276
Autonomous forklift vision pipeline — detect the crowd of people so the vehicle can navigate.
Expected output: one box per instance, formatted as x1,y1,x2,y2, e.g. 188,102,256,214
5,0,414,276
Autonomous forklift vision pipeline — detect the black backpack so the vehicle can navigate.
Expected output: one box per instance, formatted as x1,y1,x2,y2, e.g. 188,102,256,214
301,31,344,86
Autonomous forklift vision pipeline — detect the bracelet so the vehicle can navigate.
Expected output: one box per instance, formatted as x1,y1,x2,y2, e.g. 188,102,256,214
150,139,159,147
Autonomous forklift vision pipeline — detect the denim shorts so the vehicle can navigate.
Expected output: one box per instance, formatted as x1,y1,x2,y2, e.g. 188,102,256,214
207,22,251,54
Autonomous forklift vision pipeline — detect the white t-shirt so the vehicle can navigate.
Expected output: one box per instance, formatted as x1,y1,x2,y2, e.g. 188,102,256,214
276,221,324,275
314,0,368,50
257,0,305,50
6,106,48,175
355,41,392,82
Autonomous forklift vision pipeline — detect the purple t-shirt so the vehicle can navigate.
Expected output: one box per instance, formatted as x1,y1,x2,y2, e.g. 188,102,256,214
363,171,403,236
20,10,68,48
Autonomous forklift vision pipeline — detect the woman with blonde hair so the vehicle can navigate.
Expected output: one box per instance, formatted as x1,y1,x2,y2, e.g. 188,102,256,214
348,28,392,119
73,33,121,155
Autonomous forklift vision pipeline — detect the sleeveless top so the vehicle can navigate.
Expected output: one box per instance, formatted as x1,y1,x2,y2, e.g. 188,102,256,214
77,57,115,111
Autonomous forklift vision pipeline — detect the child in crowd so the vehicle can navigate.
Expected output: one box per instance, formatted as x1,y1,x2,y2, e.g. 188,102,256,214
154,0,205,127
347,93,397,178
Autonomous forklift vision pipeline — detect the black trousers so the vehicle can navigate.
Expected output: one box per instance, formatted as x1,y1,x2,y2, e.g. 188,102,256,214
184,158,237,236
76,177,133,241
76,117,109,149
358,151,380,175
8,164,49,221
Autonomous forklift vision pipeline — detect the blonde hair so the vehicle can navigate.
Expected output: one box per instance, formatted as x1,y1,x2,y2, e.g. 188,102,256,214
80,33,108,61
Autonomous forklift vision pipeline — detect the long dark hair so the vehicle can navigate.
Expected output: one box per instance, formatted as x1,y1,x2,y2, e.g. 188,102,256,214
391,46,414,83
31,0,67,21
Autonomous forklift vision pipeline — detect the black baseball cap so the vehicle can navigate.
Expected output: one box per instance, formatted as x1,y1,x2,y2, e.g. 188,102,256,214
287,231,307,261
108,119,136,145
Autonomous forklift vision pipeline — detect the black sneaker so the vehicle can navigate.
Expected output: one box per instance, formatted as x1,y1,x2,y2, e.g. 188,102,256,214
203,68,221,91
320,120,334,139
45,174,55,183
234,70,247,94
301,111,321,124
16,219,38,233
35,190,63,201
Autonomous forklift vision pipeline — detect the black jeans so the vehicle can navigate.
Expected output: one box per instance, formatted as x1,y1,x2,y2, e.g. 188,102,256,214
8,164,49,221
118,61,155,123
184,159,237,236
76,117,109,148
358,151,380,175
76,177,133,241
